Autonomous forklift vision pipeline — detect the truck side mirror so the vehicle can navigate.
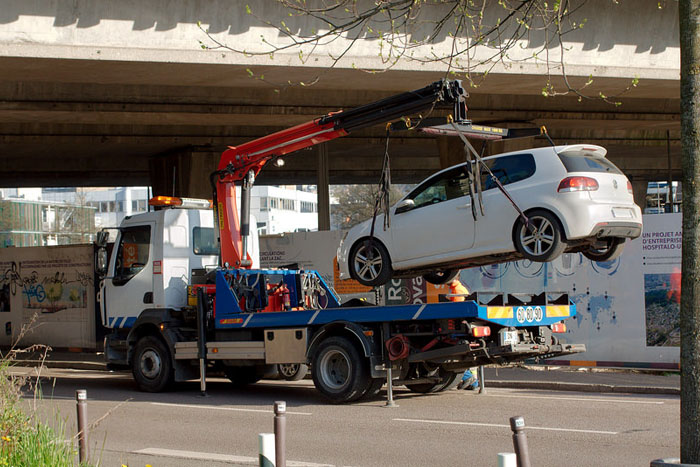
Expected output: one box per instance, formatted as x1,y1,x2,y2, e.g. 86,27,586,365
395,199,415,214
96,230,109,247
95,247,108,277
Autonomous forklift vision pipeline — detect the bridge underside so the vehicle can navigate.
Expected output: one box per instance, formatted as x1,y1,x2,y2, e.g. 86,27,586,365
0,57,680,197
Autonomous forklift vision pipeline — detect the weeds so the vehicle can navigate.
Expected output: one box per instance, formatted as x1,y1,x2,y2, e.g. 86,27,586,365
0,315,89,466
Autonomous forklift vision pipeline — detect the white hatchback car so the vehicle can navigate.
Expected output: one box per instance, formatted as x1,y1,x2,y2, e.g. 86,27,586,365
337,144,642,287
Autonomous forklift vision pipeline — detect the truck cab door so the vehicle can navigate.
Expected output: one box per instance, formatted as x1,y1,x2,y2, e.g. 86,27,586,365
103,223,154,329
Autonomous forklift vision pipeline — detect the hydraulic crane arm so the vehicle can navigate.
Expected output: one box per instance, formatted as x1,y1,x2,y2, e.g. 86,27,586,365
213,79,468,268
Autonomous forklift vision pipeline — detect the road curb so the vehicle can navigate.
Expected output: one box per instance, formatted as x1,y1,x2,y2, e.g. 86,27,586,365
486,380,680,395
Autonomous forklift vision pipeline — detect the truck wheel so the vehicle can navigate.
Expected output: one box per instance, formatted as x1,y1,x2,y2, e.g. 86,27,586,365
132,336,173,392
223,365,263,386
277,363,309,381
311,337,370,404
349,240,393,287
361,378,385,399
423,269,459,285
514,210,567,262
405,364,455,393
583,237,625,262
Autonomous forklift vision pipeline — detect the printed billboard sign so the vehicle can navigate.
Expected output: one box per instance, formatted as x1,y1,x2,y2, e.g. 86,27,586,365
0,245,96,349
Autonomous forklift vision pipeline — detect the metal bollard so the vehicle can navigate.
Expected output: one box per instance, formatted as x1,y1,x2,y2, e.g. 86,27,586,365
498,452,517,467
259,433,275,466
75,389,88,463
478,365,486,395
274,401,286,467
510,416,531,467
384,365,397,407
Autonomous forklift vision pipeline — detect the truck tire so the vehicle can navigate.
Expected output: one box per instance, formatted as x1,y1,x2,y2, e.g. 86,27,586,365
311,336,370,404
223,365,263,386
132,335,174,392
277,363,309,381
405,365,456,393
362,378,385,399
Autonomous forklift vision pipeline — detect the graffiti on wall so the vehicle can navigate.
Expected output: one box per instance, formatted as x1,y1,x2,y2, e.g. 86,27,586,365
1,261,93,314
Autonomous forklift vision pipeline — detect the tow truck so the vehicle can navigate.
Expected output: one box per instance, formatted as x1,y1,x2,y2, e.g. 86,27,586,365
98,79,585,403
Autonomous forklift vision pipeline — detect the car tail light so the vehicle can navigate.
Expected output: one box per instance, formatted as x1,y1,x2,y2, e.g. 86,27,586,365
627,180,633,194
557,176,599,192
471,326,491,337
551,322,567,333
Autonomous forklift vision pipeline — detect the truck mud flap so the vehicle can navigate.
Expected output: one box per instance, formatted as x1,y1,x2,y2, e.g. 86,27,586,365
407,343,586,369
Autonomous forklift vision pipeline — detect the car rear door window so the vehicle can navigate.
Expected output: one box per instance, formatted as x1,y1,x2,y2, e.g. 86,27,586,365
558,152,623,174
480,153,536,190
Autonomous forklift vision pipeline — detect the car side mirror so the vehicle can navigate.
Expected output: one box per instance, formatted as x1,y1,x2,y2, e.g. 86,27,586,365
395,199,415,214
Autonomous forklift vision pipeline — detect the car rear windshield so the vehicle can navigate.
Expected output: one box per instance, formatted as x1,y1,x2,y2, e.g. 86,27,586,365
558,152,623,174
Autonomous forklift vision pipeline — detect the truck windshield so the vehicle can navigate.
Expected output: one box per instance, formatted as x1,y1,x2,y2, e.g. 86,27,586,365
193,227,219,255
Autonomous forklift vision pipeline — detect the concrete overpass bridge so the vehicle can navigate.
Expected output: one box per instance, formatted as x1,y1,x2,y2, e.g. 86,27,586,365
0,0,680,212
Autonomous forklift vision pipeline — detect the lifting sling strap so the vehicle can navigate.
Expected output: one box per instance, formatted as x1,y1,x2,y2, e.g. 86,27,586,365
449,121,533,232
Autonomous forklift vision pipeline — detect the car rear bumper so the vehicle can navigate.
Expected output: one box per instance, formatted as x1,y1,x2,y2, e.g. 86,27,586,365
588,221,642,239
559,201,643,240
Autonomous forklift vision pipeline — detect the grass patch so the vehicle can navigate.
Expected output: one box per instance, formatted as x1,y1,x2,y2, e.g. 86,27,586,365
1,339,89,466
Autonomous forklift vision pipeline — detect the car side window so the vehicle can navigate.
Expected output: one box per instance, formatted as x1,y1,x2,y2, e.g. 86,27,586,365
404,166,470,211
113,225,151,286
480,154,536,190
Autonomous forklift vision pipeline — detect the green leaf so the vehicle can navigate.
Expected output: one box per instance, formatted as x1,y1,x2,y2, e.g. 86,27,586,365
246,5,251,14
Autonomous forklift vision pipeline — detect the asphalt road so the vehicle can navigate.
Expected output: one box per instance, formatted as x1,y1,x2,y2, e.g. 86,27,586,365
13,368,679,466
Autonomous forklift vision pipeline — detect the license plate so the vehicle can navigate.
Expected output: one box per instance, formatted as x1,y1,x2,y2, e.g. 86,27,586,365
612,208,632,218
499,330,518,346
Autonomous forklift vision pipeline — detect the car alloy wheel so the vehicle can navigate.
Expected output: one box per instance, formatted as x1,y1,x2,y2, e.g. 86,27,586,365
514,210,566,262
350,240,392,286
520,217,556,256
353,244,382,282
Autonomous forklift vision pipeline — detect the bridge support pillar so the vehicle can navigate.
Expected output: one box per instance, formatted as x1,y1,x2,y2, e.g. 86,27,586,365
149,148,219,199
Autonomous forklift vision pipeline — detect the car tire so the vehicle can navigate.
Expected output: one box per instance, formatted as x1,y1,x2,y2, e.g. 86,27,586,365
277,363,309,381
514,210,567,262
423,269,459,285
583,237,625,262
311,336,370,403
132,335,174,393
349,239,393,287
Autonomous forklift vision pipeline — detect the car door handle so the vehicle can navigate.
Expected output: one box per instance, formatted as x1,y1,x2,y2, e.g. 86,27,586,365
457,203,471,209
